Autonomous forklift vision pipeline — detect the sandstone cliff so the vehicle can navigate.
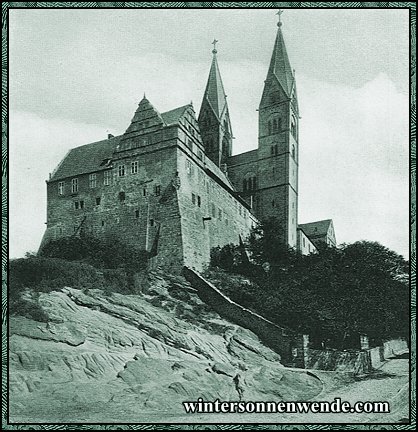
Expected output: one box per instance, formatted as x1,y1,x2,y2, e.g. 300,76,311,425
9,272,322,423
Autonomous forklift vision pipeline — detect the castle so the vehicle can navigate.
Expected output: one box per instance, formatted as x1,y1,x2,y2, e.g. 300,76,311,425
40,15,336,272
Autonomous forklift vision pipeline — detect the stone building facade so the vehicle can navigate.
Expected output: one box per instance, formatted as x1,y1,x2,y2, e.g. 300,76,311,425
40,18,333,271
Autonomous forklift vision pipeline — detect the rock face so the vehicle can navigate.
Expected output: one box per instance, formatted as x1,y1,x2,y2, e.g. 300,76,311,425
9,272,322,423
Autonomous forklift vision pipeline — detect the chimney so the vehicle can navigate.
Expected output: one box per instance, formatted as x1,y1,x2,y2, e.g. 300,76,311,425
108,133,114,139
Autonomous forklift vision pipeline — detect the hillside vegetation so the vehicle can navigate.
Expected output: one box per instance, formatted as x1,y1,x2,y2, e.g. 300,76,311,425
208,218,409,350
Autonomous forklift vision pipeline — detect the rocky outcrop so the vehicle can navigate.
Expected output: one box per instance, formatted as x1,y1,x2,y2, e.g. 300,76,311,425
9,272,322,422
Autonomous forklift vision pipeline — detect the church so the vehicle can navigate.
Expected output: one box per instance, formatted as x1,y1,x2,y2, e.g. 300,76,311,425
40,14,336,272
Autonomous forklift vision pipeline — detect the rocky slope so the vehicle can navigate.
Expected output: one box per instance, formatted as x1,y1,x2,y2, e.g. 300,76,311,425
10,272,323,423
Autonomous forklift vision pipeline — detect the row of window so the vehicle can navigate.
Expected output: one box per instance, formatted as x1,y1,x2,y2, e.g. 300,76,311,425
58,171,111,195
58,162,140,195
71,186,161,209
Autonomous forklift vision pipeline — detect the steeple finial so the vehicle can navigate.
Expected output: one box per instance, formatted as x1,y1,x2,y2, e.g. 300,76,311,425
212,39,218,54
276,9,283,27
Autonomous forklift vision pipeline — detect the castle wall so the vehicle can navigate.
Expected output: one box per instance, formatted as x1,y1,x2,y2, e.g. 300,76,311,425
176,141,257,272
43,132,184,273
183,267,306,368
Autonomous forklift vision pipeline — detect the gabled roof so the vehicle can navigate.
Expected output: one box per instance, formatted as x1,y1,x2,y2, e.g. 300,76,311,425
299,219,333,238
266,25,295,97
122,96,165,139
48,101,198,182
161,104,191,125
50,135,121,181
200,53,227,120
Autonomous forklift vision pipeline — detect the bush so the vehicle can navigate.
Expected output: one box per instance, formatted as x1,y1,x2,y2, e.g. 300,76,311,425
9,257,105,299
39,233,149,272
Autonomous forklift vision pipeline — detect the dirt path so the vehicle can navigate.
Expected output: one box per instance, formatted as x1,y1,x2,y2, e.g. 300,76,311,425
153,358,409,424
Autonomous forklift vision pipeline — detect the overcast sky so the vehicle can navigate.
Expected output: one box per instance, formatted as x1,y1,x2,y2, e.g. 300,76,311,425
9,8,410,258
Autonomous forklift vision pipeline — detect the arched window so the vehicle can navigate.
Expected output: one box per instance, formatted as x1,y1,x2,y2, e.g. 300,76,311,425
273,118,278,133
278,118,282,131
291,116,297,138
268,121,272,135
243,179,247,192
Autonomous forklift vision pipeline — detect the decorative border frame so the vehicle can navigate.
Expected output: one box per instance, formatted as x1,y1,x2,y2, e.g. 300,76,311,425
1,2,415,430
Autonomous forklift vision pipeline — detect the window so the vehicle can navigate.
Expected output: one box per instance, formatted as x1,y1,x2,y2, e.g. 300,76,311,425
292,145,296,159
154,185,161,196
272,199,275,207
96,197,101,205
58,181,65,195
211,203,216,218
118,164,125,177
149,219,154,227
143,188,147,197
243,179,247,192
186,159,192,175
273,118,278,133
119,191,125,202
291,116,297,138
89,173,97,188
197,195,201,207
218,208,222,220
71,178,78,193
103,170,111,186
74,201,79,210
303,237,306,247
277,118,282,131
80,200,84,209
135,210,140,218
131,161,138,174
268,121,272,135
101,220,105,227
192,193,196,204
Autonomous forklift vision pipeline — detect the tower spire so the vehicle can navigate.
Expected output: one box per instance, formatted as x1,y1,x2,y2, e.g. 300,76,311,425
198,39,233,167
263,10,294,98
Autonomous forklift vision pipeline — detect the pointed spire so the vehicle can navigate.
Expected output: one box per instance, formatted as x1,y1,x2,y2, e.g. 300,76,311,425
201,40,227,119
266,11,294,97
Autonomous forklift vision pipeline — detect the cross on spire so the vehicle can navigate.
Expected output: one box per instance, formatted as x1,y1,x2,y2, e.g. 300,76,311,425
276,9,283,27
212,38,218,54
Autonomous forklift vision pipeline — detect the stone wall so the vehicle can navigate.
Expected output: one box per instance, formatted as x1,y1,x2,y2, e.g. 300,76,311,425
183,267,306,368
383,338,409,359
177,143,257,272
368,346,385,369
305,348,371,375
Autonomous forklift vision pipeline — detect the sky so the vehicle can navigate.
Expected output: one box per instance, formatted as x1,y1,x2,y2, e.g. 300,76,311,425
9,8,410,258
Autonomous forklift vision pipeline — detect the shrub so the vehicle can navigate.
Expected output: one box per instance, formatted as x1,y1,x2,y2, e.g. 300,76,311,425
39,233,149,272
9,257,105,298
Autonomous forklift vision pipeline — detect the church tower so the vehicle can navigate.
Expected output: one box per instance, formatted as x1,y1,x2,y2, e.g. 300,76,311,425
198,40,233,169
257,12,299,248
